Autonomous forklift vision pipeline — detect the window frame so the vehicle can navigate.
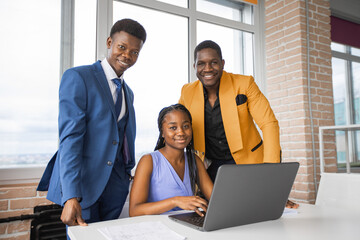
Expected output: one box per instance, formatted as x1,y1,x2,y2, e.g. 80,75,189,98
0,0,74,185
331,45,360,165
107,0,265,86
0,0,266,184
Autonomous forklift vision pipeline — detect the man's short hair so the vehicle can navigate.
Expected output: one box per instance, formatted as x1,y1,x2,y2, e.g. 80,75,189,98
194,40,222,61
110,18,147,43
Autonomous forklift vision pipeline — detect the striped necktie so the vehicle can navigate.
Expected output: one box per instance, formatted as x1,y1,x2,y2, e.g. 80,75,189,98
112,78,123,119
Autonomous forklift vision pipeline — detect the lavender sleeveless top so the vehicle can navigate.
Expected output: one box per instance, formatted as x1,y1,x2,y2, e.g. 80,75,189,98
148,150,193,211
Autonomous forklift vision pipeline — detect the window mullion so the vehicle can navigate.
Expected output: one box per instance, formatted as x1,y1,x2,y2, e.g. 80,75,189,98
189,0,197,82
60,0,75,77
96,0,113,61
344,46,356,164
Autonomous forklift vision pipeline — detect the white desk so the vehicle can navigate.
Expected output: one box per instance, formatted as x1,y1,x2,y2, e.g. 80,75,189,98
68,204,360,240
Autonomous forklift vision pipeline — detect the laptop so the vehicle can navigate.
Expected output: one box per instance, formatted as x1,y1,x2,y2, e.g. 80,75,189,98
168,162,299,231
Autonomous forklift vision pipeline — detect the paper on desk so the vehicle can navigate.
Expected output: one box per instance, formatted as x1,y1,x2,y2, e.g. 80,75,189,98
282,208,298,215
98,221,186,240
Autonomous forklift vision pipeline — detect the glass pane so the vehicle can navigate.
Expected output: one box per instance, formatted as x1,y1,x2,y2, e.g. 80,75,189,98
156,0,187,8
197,21,254,76
197,0,253,24
0,0,60,168
331,42,346,53
350,46,360,57
332,57,347,164
352,62,360,162
114,2,188,161
74,0,97,66
352,62,360,124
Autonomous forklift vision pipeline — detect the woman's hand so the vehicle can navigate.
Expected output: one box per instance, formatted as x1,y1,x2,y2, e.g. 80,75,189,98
286,199,299,209
173,196,208,216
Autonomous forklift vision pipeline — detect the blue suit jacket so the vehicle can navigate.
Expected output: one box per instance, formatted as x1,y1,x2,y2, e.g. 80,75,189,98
37,61,136,209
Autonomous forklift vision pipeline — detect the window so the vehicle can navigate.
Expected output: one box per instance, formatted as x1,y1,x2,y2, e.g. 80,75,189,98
197,21,254,75
197,0,253,24
113,1,189,159
0,0,263,182
156,0,187,8
74,0,97,66
331,43,360,168
111,0,259,161
0,0,61,168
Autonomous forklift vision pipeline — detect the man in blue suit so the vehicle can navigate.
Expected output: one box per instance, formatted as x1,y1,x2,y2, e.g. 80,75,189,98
37,19,146,227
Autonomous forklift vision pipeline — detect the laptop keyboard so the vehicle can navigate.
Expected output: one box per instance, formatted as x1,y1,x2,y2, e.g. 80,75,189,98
183,211,206,227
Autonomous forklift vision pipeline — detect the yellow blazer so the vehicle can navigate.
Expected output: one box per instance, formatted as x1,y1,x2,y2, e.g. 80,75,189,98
179,71,281,164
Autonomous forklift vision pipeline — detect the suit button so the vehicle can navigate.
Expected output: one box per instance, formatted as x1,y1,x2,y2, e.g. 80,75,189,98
112,140,118,145
107,161,113,166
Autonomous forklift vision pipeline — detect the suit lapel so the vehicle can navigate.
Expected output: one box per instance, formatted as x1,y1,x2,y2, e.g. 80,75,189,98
92,61,117,120
122,81,134,120
122,81,135,162
191,82,206,155
219,71,243,152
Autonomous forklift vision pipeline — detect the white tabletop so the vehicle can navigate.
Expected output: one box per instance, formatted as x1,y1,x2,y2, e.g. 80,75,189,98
68,204,360,240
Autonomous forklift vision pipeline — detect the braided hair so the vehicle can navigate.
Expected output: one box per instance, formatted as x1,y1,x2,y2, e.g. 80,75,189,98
154,104,198,195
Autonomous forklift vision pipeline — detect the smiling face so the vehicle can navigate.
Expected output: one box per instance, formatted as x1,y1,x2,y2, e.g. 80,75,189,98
106,31,144,77
194,48,225,91
161,110,192,151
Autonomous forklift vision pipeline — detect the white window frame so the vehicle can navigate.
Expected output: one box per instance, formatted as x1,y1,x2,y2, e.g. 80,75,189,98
332,46,360,164
109,0,265,87
0,0,266,185
0,0,74,185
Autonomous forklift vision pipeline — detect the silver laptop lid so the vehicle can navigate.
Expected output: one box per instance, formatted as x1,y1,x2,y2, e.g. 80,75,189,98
202,162,299,231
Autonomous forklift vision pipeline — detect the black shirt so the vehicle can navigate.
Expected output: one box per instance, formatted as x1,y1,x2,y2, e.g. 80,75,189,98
204,88,234,162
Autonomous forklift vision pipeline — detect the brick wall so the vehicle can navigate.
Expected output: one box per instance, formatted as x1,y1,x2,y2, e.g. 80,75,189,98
0,183,51,240
265,0,336,204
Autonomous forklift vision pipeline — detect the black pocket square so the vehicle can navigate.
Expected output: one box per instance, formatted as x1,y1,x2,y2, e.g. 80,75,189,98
236,94,247,105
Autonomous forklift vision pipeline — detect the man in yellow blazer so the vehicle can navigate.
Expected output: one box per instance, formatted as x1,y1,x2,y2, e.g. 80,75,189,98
179,40,281,182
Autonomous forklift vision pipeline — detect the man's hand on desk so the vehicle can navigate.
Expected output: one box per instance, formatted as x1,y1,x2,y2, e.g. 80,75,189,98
61,198,88,226
286,199,299,209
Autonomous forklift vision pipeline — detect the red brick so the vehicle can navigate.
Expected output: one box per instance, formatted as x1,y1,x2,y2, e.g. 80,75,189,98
286,55,304,66
267,1,285,15
10,198,52,210
317,5,330,16
318,66,332,75
0,223,7,234
266,15,285,29
266,30,285,44
267,59,286,69
0,187,36,200
265,11,278,22
294,182,315,191
318,21,331,31
265,0,278,8
278,1,301,14
0,209,32,219
0,200,8,211
2,232,31,240
7,220,31,234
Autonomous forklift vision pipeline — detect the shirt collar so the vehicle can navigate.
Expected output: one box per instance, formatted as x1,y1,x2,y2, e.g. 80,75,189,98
101,58,124,83
203,86,219,100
